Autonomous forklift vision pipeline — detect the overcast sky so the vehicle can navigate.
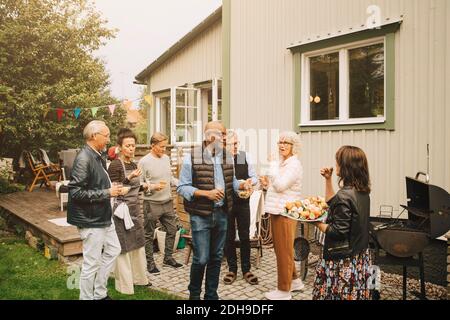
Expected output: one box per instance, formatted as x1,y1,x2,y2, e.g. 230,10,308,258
94,0,222,101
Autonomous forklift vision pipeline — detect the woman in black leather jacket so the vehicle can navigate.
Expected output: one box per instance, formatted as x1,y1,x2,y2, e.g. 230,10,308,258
312,146,372,300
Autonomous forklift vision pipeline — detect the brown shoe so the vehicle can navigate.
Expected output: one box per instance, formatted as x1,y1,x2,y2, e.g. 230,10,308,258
223,272,237,285
243,272,259,285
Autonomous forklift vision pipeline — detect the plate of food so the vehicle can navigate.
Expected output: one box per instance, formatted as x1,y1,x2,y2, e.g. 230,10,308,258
281,196,329,222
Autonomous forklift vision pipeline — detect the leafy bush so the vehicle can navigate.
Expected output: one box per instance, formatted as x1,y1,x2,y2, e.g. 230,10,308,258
0,177,25,194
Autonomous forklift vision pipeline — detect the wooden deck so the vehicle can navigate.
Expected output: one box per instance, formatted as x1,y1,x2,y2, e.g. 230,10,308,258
0,188,82,256
0,187,187,258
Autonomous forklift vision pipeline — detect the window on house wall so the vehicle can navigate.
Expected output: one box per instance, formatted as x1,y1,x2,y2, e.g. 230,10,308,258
207,89,213,122
155,80,222,145
159,96,171,143
206,79,222,122
349,43,384,118
217,79,222,121
302,38,385,126
171,87,201,145
309,52,340,121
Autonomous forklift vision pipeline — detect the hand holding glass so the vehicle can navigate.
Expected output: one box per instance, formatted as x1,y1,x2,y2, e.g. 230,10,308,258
111,182,123,197
259,176,269,188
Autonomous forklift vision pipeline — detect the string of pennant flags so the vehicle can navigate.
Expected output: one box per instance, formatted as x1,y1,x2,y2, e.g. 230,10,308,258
43,95,153,121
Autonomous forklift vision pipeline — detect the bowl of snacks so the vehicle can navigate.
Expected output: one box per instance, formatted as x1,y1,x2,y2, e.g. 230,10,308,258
237,179,253,199
238,190,252,199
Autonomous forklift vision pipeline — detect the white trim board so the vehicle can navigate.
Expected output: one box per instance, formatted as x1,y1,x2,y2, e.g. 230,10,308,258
286,17,403,49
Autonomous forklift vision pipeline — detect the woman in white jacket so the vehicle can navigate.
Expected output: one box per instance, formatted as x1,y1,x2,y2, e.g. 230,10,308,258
260,131,304,300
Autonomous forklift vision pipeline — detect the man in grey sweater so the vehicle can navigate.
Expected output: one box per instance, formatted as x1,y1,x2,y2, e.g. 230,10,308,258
139,132,182,274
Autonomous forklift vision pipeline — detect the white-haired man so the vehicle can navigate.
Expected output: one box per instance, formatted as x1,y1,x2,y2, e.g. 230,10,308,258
67,120,122,300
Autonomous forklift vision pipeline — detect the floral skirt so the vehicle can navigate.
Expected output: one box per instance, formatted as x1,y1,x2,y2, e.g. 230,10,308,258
312,249,373,300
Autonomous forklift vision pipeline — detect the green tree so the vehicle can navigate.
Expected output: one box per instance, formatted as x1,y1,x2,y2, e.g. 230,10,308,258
134,87,150,145
0,0,125,161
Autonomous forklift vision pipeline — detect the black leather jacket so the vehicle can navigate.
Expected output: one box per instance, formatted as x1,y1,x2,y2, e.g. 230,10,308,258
323,187,370,260
67,145,112,228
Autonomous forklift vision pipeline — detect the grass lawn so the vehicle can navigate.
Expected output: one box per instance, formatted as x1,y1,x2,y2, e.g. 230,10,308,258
0,235,182,300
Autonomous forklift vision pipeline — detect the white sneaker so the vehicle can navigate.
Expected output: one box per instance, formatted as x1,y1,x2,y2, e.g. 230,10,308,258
291,278,305,292
264,290,292,300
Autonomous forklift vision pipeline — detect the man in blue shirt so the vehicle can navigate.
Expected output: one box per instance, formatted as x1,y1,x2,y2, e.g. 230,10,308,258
177,121,250,300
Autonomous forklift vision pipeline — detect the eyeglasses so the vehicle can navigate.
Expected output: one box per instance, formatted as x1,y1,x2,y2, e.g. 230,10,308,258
277,141,293,146
97,132,110,138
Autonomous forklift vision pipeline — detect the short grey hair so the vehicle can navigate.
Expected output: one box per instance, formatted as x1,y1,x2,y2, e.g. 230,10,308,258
279,131,301,156
83,120,107,140
150,132,169,145
204,121,225,141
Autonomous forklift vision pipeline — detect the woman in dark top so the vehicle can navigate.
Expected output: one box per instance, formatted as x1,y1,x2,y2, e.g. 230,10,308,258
313,146,372,300
107,128,150,294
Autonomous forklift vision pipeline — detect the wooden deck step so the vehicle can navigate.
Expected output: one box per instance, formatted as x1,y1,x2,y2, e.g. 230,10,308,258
0,189,82,256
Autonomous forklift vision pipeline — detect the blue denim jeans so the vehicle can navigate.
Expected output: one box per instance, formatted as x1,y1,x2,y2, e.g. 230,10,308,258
188,207,228,300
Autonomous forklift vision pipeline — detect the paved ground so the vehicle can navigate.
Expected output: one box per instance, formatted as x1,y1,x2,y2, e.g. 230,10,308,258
147,246,448,300
149,246,313,300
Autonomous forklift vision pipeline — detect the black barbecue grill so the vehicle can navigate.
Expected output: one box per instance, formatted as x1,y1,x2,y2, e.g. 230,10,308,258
370,172,450,300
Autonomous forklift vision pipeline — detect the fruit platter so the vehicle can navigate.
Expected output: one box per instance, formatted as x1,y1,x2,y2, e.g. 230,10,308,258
281,196,329,222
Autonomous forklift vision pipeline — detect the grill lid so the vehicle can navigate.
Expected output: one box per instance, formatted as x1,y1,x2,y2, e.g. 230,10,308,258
406,177,450,238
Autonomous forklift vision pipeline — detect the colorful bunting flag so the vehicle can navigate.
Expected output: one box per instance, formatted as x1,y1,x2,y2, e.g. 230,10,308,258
56,108,64,121
108,104,116,116
41,97,141,121
73,108,81,119
91,107,99,117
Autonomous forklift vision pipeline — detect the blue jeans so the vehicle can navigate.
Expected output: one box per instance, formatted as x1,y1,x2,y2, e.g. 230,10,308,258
188,208,228,300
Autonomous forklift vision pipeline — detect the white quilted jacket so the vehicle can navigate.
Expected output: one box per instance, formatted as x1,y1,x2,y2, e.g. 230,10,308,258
264,156,303,215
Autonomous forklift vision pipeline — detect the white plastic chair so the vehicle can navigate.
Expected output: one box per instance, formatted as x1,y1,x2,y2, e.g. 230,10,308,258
55,168,69,211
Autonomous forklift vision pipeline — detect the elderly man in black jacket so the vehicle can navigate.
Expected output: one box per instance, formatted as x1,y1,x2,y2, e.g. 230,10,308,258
67,120,122,300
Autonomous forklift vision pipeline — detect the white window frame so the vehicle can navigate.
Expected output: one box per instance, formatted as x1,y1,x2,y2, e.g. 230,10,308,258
212,78,222,121
155,80,222,146
154,91,173,144
155,91,170,132
212,79,219,121
170,87,202,147
155,97,161,132
300,37,386,127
